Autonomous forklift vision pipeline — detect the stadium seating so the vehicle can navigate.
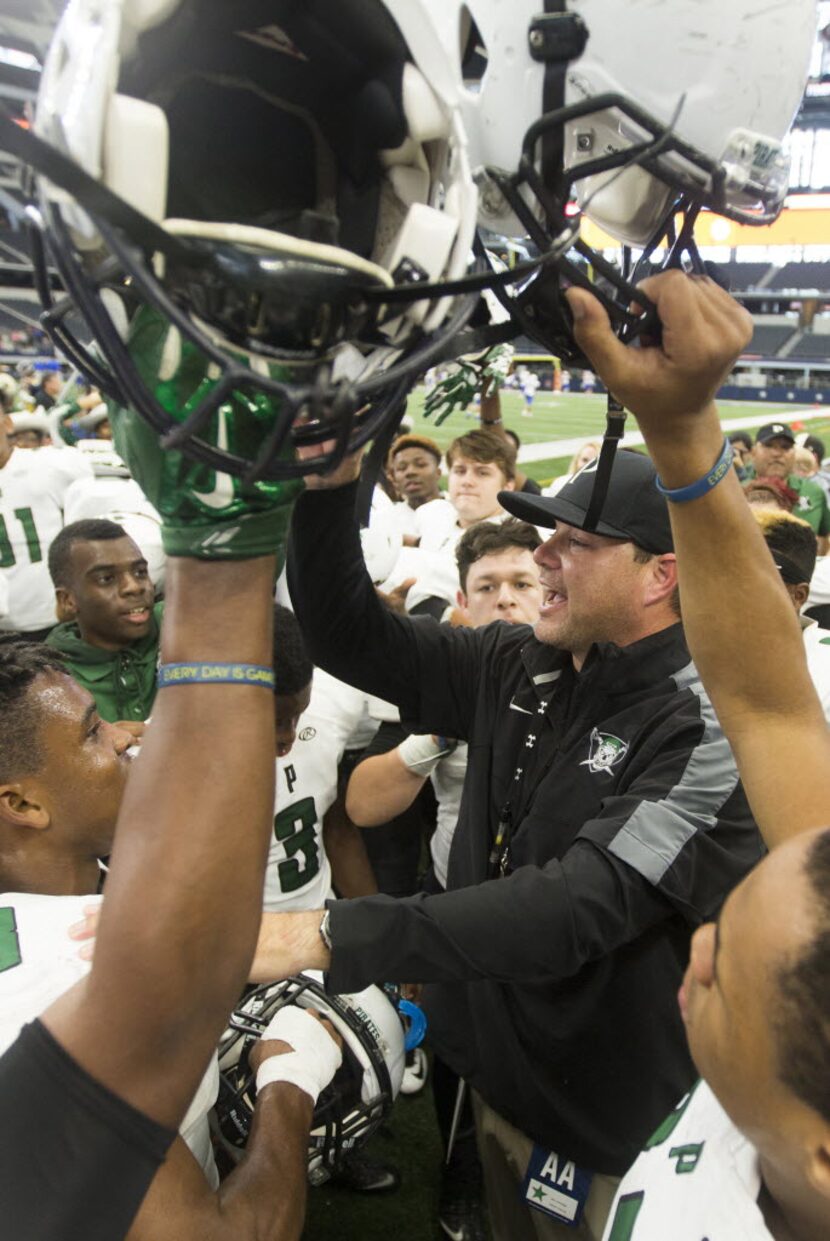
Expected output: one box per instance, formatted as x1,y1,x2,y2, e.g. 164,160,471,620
786,332,830,360
767,261,830,291
743,324,796,357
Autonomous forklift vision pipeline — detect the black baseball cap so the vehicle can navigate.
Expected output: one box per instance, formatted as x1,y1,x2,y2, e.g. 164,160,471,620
755,422,795,446
499,450,673,554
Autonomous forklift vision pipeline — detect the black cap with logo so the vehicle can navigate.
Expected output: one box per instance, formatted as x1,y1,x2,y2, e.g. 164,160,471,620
755,422,795,446
499,450,673,554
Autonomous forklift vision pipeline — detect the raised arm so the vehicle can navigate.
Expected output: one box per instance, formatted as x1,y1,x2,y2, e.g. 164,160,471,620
41,403,301,1130
565,274,830,847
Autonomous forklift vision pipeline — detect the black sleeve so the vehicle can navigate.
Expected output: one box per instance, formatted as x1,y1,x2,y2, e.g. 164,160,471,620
355,717,410,761
287,483,486,738
0,1020,175,1241
326,838,672,990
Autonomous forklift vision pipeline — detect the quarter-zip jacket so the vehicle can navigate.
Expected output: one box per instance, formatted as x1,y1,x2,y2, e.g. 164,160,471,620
46,603,162,722
287,483,763,1175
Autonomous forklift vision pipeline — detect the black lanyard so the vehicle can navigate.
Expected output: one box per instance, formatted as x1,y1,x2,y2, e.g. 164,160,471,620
488,696,554,879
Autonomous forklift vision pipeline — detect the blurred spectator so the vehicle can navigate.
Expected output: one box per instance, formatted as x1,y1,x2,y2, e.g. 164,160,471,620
31,364,64,411
795,431,830,501
728,430,753,480
744,476,798,513
754,509,830,718
543,439,602,496
749,423,830,552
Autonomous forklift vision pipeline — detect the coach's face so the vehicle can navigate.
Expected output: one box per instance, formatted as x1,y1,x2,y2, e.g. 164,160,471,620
680,832,830,1183
533,523,657,667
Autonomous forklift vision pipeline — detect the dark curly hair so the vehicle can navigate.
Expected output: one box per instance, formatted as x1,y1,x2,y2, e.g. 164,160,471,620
0,636,67,782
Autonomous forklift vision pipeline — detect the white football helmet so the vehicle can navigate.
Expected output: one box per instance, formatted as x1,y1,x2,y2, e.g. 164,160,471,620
214,974,407,1184
14,0,817,478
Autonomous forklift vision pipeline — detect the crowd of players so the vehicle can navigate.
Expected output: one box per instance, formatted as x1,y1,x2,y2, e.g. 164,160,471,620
1,273,830,1241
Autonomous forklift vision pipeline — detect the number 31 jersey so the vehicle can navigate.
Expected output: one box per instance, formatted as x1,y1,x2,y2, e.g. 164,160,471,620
264,668,376,912
0,447,93,631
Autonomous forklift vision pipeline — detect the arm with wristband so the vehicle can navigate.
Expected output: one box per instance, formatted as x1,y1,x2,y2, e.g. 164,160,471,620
564,272,830,848
15,381,307,1238
126,1008,342,1241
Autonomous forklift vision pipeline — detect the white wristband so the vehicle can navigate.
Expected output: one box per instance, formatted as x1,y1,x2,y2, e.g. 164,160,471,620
255,1006,342,1105
398,732,453,776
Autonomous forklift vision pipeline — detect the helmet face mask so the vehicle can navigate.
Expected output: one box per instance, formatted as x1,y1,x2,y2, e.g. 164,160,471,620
32,0,479,480
25,0,816,476
214,975,406,1183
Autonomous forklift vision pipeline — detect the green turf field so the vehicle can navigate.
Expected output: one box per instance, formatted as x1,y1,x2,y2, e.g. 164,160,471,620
402,388,830,487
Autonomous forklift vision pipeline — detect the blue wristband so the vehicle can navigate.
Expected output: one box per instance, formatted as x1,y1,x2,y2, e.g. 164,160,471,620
157,662,275,689
655,438,734,503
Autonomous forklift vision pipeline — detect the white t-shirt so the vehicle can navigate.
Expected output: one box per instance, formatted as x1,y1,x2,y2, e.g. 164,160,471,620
0,890,219,1186
0,446,93,631
264,669,377,911
809,555,830,609
602,1080,771,1241
803,619,830,720
429,741,468,888
404,509,513,617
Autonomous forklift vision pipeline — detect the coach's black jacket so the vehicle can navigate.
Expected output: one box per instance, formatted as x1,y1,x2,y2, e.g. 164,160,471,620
287,482,763,1176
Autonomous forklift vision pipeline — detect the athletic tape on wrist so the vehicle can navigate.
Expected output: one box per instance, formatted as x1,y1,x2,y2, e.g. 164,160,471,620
157,662,275,689
255,1006,342,1103
398,732,454,776
655,438,733,503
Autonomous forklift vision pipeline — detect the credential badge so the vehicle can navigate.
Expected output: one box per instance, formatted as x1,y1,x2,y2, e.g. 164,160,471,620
581,727,629,774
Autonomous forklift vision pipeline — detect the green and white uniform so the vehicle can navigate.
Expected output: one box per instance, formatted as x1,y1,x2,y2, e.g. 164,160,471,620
0,446,93,631
265,669,376,912
602,1081,772,1241
0,891,220,1186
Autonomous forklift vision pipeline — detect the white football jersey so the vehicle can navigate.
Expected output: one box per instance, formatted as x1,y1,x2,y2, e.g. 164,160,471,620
0,446,93,631
602,1080,771,1241
264,669,375,912
803,619,830,722
0,891,219,1186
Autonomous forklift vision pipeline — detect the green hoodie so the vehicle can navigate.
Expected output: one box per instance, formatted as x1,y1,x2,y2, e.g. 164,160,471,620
46,602,162,722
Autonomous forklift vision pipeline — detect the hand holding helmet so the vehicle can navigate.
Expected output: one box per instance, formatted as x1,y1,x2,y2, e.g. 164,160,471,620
565,274,753,434
251,1007,343,1105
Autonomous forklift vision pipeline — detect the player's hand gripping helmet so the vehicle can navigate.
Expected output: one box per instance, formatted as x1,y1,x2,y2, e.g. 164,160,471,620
10,0,816,483
214,974,411,1184
452,0,816,358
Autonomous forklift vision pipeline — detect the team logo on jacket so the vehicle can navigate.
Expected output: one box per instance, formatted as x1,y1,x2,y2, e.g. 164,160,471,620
581,728,629,774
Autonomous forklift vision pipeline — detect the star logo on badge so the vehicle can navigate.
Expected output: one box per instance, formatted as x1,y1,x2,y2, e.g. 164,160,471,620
532,1186,546,1202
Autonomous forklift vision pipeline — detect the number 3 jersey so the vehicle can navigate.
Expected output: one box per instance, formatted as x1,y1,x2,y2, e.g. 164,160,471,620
264,668,377,912
0,891,220,1186
602,1080,773,1241
0,446,93,632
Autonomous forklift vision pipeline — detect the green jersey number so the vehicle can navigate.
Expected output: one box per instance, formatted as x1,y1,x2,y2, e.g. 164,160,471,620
273,797,320,893
0,508,43,568
606,1192,644,1241
0,906,22,973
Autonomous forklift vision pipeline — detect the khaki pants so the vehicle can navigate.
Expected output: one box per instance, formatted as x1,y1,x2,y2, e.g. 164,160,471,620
472,1093,620,1241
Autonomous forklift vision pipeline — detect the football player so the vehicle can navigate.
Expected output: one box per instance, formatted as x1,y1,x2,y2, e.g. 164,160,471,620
0,407,93,636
